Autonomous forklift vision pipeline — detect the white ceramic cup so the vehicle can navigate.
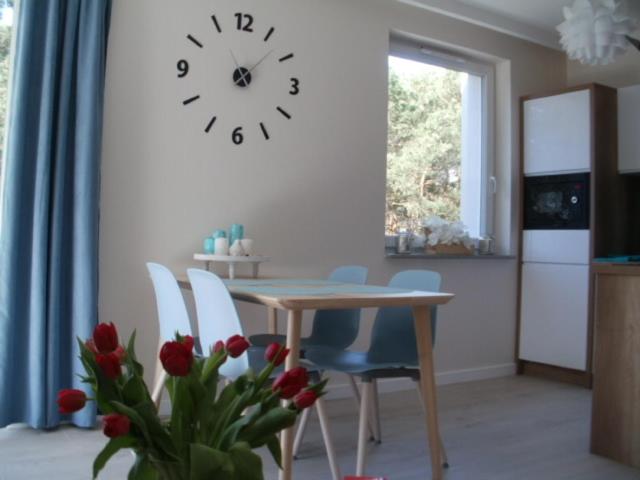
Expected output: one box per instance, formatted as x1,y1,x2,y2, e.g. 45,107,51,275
240,238,254,256
214,237,229,255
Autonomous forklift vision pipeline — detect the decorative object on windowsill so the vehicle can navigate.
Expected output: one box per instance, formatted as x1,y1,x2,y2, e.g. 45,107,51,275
214,237,230,256
423,215,474,256
478,235,496,256
229,239,245,257
396,229,412,254
229,224,244,248
58,323,326,480
203,237,216,255
557,0,639,66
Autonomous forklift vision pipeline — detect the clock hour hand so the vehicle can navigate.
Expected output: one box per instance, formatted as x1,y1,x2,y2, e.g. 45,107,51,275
230,49,250,86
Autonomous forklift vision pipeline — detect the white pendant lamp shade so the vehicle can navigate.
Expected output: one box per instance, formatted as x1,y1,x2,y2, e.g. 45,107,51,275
557,0,638,65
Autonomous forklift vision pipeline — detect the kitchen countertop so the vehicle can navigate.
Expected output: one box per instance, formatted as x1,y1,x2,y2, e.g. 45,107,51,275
592,262,640,276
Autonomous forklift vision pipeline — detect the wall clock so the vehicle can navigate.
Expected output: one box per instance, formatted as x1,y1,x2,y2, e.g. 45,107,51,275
177,12,299,145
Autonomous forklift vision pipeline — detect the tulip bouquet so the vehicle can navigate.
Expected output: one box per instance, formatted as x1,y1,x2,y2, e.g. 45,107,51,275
57,323,326,480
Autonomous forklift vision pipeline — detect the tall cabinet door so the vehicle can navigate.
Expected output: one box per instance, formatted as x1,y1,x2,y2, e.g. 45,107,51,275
519,263,590,371
524,89,591,176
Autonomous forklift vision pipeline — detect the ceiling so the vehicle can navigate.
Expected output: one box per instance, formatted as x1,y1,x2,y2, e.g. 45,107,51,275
399,0,640,50
456,0,575,32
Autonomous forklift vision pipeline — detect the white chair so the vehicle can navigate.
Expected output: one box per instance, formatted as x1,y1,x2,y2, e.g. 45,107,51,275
187,268,342,480
146,262,194,407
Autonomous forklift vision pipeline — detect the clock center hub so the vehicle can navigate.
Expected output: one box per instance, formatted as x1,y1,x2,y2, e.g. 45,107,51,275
232,67,252,87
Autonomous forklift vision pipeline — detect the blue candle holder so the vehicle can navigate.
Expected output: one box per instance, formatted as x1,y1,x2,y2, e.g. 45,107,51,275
229,224,244,247
203,237,215,254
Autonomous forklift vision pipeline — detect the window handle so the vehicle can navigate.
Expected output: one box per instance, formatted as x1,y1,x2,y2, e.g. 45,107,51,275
489,176,497,194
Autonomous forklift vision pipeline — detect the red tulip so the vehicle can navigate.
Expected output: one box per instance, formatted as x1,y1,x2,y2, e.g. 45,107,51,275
114,345,127,363
96,352,122,380
182,335,195,352
272,367,309,399
293,389,318,410
92,322,119,354
265,343,290,367
213,340,225,353
226,335,250,358
160,338,194,377
57,389,87,414
103,414,131,438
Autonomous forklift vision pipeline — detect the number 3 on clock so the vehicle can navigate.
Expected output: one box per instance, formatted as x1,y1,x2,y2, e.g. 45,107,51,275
289,78,300,95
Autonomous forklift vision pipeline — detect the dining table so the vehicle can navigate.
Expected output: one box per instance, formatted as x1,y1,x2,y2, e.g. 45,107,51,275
179,277,454,480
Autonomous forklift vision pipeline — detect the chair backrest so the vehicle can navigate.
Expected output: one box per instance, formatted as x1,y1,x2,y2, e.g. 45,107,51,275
187,268,249,379
367,270,441,365
146,263,193,342
307,265,369,350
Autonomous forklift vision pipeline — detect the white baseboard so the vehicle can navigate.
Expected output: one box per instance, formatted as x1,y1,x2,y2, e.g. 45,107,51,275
324,363,517,400
158,362,517,414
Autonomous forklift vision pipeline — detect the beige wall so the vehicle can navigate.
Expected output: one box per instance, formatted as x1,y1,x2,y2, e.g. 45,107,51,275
568,50,640,88
100,0,566,389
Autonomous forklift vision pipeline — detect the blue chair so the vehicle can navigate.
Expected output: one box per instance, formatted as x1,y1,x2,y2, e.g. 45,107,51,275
249,265,368,350
305,270,448,477
146,263,196,407
187,268,342,480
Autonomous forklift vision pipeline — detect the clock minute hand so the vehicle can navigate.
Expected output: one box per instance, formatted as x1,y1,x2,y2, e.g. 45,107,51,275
248,49,274,74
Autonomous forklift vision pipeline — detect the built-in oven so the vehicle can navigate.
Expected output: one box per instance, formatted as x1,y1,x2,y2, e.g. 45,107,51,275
523,173,590,230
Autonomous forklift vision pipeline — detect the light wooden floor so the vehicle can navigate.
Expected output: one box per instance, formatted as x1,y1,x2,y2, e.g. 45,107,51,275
1,376,639,480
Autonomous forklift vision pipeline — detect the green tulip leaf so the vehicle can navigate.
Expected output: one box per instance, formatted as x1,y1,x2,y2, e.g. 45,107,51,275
265,435,282,469
93,435,137,479
127,454,159,480
240,407,297,447
123,376,148,406
189,444,234,480
229,442,263,480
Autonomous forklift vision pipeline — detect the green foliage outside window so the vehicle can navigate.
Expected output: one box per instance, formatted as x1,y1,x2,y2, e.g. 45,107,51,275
0,2,14,177
386,57,463,234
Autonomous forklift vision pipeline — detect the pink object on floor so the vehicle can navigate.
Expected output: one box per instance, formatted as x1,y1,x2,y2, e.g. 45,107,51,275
344,477,387,480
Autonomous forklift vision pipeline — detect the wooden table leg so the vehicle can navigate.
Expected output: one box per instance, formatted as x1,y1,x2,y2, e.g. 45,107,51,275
413,306,443,480
279,310,302,480
268,308,279,335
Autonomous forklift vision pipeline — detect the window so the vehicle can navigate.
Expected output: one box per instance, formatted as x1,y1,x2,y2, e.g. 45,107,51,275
386,39,495,239
0,0,15,214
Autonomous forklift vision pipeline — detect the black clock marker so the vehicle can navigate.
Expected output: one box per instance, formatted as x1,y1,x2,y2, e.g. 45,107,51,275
211,15,222,33
205,116,217,133
183,95,200,105
279,53,294,62
187,34,203,48
264,27,275,42
260,122,270,140
276,107,291,119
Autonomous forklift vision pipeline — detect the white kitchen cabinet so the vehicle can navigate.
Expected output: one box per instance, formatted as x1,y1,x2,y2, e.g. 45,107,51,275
519,262,590,371
522,230,590,265
618,85,640,174
524,89,591,176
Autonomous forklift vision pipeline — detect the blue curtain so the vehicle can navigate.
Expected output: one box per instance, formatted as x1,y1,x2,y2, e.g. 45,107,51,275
0,0,112,429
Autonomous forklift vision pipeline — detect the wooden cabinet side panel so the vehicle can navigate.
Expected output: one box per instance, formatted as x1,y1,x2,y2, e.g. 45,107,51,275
591,274,640,467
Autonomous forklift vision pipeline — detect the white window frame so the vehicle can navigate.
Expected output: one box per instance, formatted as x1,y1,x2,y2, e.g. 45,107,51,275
387,37,496,239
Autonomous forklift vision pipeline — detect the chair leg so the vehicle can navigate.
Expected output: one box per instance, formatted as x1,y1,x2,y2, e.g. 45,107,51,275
292,406,312,459
347,375,376,441
356,380,373,476
371,379,382,445
315,396,342,480
413,379,449,468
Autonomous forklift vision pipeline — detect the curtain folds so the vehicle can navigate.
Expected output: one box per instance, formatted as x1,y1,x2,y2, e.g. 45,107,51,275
0,0,112,429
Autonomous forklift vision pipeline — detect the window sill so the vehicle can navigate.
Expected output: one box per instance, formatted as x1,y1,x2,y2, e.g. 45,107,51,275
385,251,516,260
